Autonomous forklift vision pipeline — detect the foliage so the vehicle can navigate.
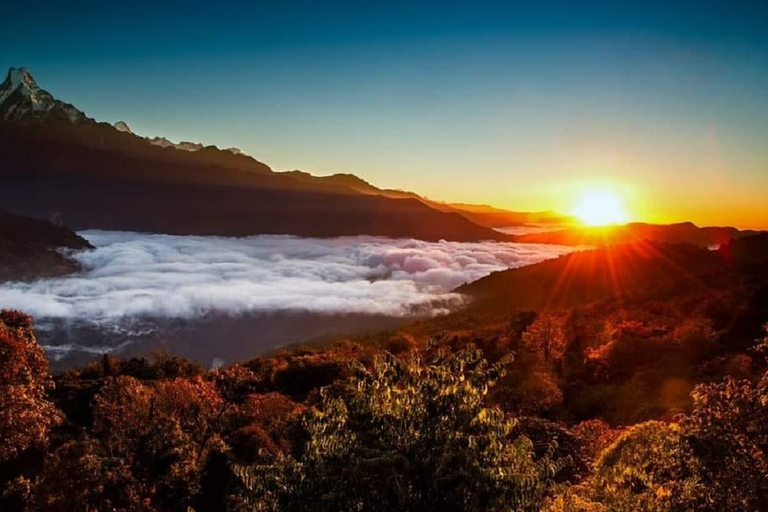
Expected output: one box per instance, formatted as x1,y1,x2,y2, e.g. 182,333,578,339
0,310,62,463
516,417,587,483
570,420,619,467
592,421,705,511
235,347,567,511
34,439,145,511
226,392,305,462
682,352,768,509
92,375,226,510
3,267,768,511
521,313,566,365
543,485,608,512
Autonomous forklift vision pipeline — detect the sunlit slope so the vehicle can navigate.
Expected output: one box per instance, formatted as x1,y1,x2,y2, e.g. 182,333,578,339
456,240,752,310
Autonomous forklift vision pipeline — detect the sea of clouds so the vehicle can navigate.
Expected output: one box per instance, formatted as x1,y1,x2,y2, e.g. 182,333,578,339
0,231,573,323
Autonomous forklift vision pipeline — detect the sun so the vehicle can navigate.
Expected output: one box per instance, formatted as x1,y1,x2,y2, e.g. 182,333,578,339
572,189,629,226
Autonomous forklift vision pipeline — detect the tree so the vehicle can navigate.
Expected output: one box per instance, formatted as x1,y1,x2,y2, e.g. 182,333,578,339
591,421,705,511
92,375,226,510
226,392,305,462
34,439,146,511
0,310,62,463
521,313,566,365
235,347,567,511
683,374,768,508
513,371,563,416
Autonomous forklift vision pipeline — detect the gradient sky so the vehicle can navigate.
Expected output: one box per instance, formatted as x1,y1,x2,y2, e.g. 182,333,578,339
2,0,767,227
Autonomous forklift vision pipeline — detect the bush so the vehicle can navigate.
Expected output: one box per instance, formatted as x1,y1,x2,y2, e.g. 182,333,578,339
592,421,705,511
235,348,567,511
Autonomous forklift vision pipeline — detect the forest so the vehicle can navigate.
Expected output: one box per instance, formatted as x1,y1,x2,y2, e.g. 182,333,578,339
2,235,768,511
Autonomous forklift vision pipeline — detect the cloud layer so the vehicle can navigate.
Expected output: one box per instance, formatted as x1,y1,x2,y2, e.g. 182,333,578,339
0,231,573,322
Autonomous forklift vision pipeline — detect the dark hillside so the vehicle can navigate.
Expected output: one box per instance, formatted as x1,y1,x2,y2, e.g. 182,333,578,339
0,208,92,281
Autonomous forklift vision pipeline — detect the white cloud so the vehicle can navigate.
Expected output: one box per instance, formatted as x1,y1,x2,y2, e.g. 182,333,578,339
0,231,573,323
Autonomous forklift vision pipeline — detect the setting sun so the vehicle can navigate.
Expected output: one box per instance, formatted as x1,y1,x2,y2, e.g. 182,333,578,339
572,189,629,226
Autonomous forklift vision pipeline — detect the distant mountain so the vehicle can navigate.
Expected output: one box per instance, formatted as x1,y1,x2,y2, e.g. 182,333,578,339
113,120,133,134
510,222,762,247
718,233,768,268
0,208,92,281
456,241,744,311
0,67,88,123
280,171,572,229
0,67,511,242
434,204,573,229
112,120,245,155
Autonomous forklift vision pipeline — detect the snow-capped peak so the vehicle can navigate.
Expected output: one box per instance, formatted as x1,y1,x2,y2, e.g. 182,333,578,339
0,66,87,123
6,67,38,92
114,120,133,134
0,67,38,105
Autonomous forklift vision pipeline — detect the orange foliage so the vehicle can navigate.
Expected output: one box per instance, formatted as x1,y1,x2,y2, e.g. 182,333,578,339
0,310,62,463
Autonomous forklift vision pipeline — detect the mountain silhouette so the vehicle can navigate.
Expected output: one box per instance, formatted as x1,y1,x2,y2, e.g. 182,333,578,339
0,208,92,281
455,240,758,311
0,67,534,241
510,222,761,247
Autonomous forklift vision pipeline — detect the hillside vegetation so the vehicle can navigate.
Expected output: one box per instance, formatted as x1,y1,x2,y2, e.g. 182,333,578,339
2,235,768,510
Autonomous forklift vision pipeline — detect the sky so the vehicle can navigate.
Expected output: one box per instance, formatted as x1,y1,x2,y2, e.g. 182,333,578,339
1,0,767,227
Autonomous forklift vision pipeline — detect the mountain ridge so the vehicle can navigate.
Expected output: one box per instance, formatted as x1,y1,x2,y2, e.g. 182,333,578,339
0,66,571,235
510,222,762,248
0,67,517,241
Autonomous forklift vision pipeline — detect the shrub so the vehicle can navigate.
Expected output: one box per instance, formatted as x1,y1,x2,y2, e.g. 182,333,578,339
235,348,567,511
592,421,705,511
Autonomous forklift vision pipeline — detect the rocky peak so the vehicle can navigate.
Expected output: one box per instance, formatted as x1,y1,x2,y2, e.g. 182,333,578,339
0,66,87,123
114,120,134,134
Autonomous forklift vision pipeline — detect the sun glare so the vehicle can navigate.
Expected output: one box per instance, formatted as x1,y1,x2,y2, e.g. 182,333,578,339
572,189,629,226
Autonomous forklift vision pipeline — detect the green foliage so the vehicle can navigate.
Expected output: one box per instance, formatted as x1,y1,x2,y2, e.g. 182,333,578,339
683,368,768,508
543,485,608,512
592,421,705,511
516,417,587,483
235,347,567,511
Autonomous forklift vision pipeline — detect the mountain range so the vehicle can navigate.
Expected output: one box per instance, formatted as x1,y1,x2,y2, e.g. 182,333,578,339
0,66,568,241
509,222,762,248
1,66,761,248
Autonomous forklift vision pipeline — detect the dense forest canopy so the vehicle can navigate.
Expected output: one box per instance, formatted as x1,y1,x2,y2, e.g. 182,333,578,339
2,234,768,511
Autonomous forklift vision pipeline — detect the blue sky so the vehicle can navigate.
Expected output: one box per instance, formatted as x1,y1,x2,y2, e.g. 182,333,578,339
2,0,767,226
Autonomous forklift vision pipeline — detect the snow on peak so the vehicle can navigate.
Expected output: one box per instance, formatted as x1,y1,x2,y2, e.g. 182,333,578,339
0,66,87,123
114,120,133,134
6,67,38,91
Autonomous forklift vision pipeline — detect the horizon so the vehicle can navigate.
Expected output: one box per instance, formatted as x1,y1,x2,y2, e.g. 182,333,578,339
2,0,767,229
4,4,768,508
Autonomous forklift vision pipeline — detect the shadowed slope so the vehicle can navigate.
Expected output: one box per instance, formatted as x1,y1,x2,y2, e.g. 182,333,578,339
0,122,511,241
0,67,515,241
0,208,92,281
